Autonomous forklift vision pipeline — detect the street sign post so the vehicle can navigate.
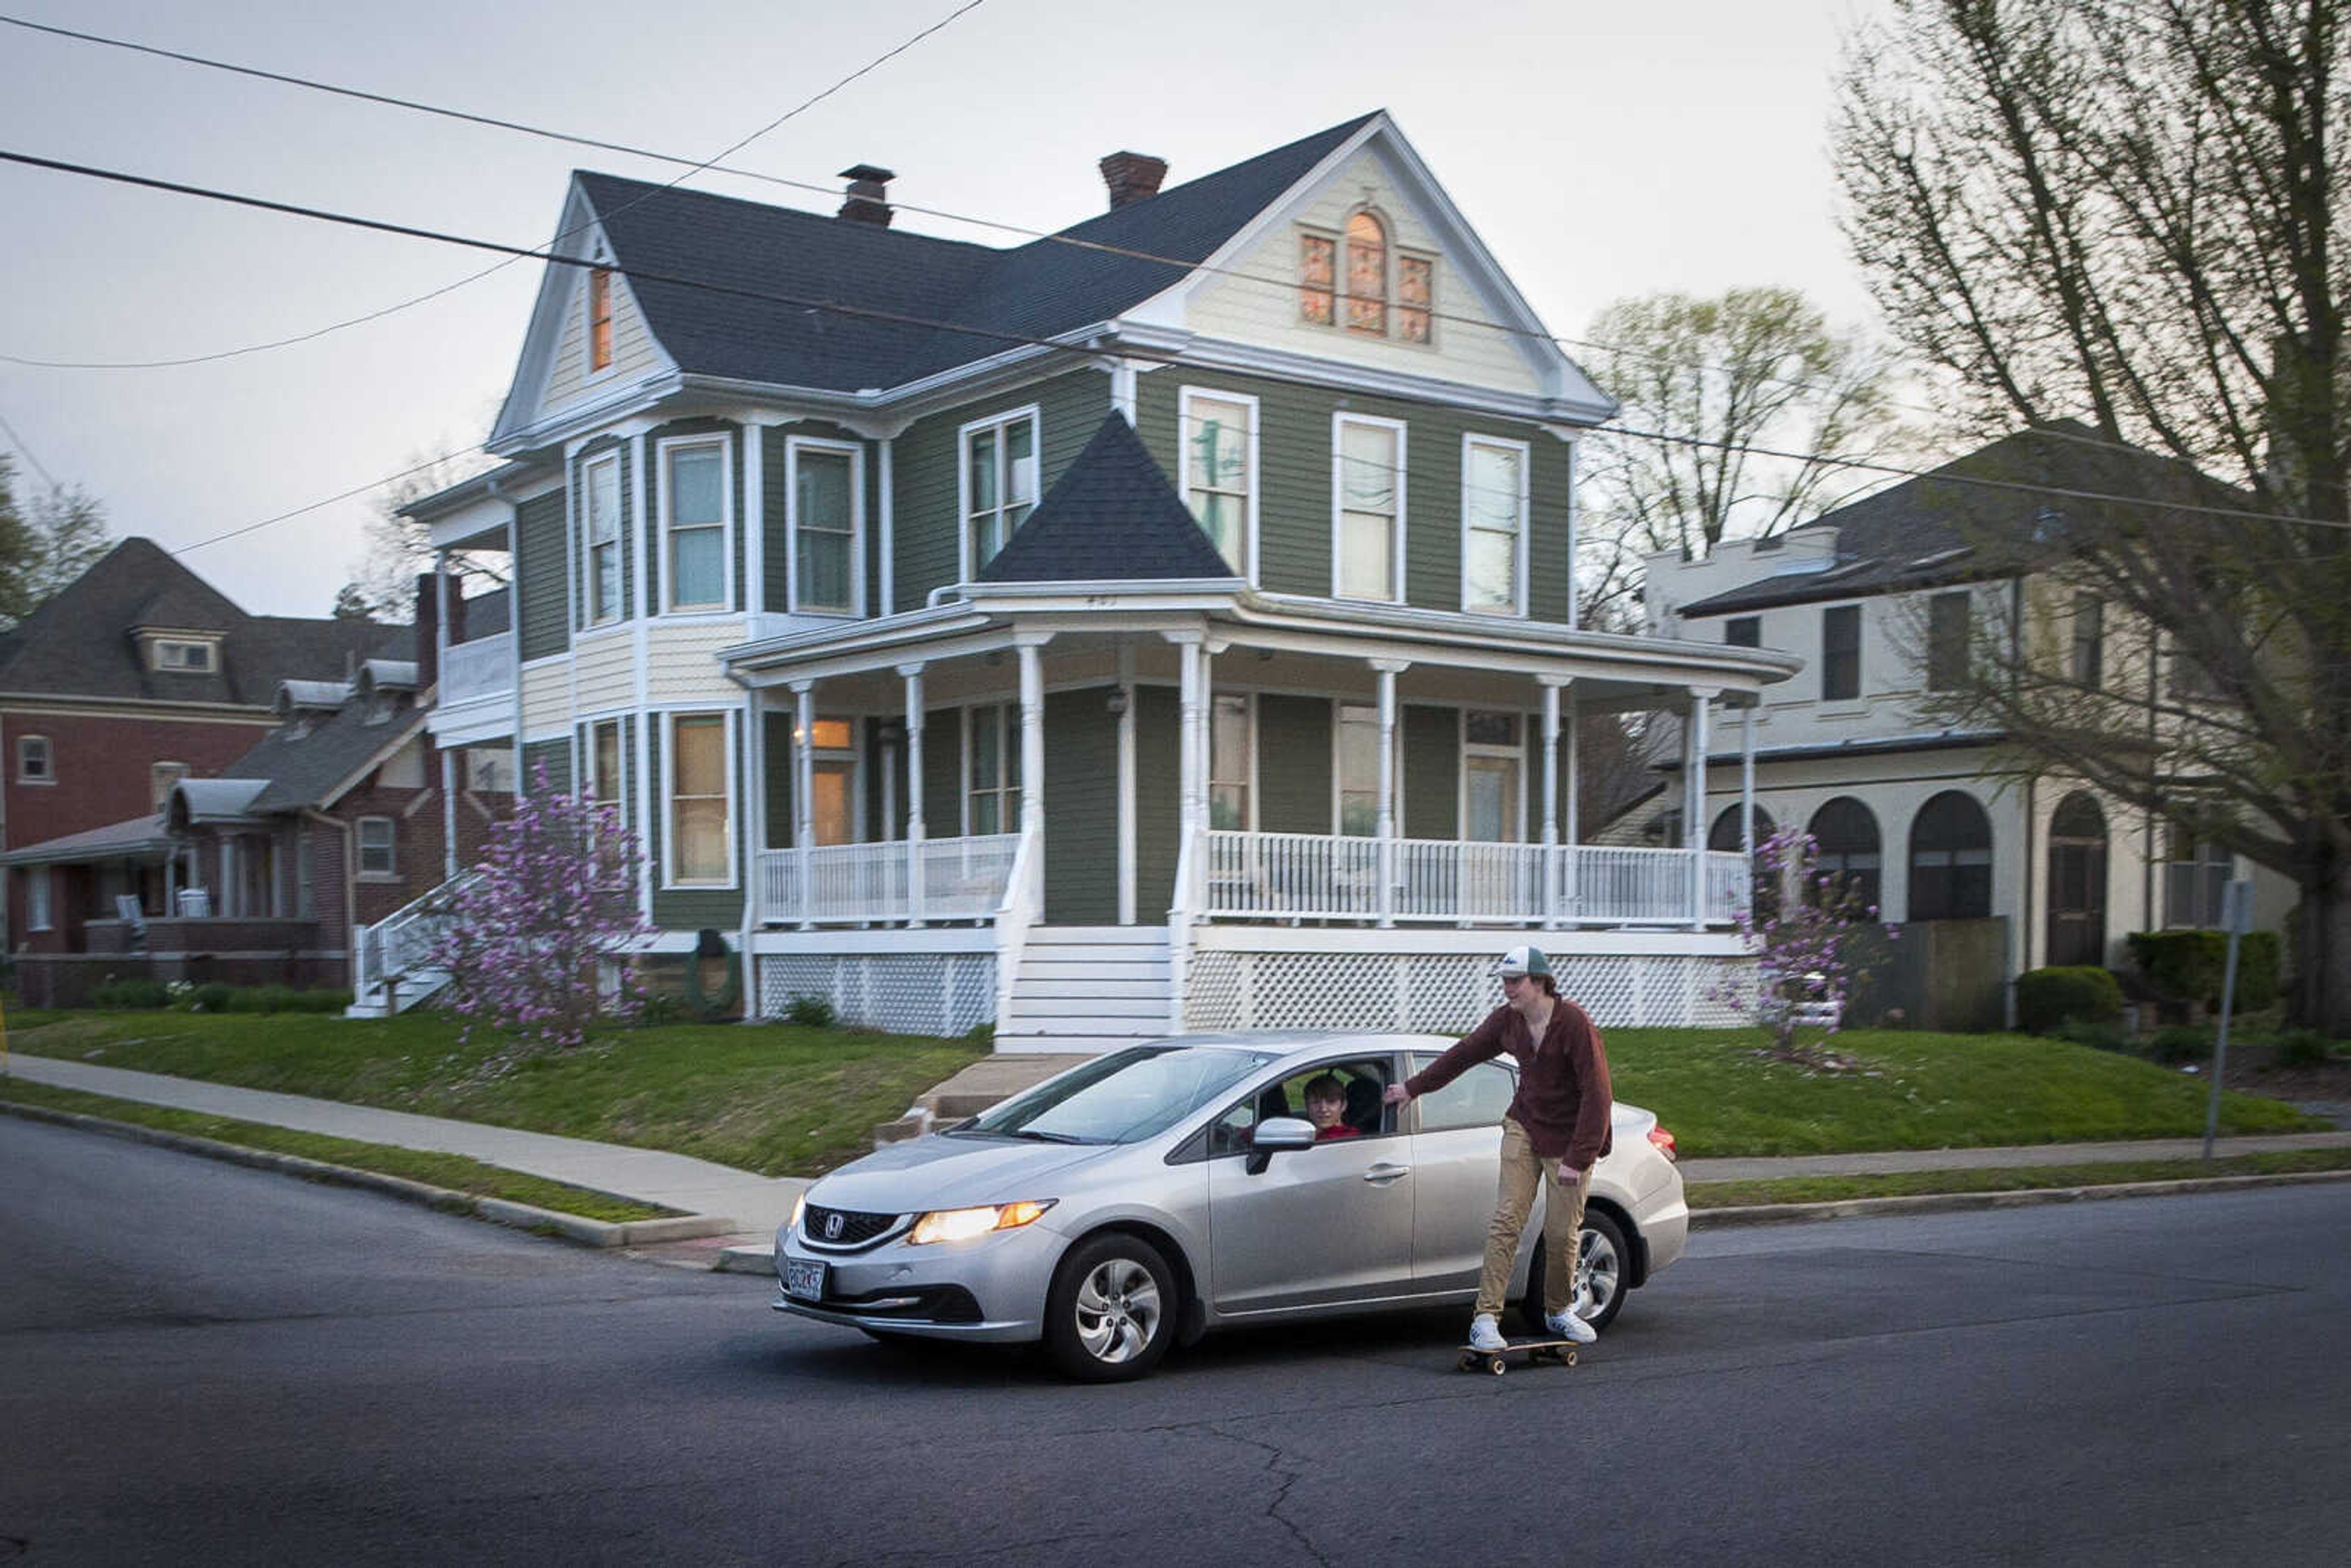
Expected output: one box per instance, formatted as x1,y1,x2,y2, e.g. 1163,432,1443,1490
2202,879,2256,1160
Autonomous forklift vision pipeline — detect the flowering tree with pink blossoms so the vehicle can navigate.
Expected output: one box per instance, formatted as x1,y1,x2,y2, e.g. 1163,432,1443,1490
1714,823,1893,1066
429,762,653,1051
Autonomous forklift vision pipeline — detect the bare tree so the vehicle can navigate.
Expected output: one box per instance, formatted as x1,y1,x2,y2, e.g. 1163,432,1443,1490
0,454,112,628
1577,287,1905,626
336,449,505,621
1835,0,2351,1030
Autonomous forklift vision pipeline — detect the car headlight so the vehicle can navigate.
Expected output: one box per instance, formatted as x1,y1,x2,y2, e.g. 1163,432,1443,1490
789,1193,807,1234
907,1199,1056,1246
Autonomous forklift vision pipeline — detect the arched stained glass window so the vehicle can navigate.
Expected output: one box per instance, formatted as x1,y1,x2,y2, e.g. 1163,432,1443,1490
1345,211,1387,336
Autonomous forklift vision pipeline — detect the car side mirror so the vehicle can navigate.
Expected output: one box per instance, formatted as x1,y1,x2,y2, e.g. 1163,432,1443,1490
1245,1116,1316,1175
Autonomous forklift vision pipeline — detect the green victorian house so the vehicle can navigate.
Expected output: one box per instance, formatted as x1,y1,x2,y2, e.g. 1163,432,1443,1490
396,111,1798,1048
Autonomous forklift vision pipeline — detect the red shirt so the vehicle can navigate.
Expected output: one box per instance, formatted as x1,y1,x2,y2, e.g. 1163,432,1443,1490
1404,999,1613,1168
1313,1122,1361,1141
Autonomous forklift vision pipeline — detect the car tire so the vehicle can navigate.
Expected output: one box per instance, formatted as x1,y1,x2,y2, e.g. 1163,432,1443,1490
1043,1232,1179,1382
1520,1209,1631,1337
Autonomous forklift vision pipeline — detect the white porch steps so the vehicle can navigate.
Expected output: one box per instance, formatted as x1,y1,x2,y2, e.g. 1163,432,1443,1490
993,925,1173,1054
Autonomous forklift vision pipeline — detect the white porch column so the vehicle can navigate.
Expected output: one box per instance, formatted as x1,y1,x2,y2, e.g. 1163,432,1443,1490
1371,658,1409,928
1116,642,1137,925
434,551,458,882
1741,698,1758,862
1687,686,1717,928
1017,634,1049,907
899,664,926,928
1174,634,1204,912
878,437,896,617
1565,688,1582,915
791,680,816,929
1539,675,1569,925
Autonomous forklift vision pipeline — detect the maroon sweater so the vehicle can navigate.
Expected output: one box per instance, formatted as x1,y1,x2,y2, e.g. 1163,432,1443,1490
1405,999,1614,1168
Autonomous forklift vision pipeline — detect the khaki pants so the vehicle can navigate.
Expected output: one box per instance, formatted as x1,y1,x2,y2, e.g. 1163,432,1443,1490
1475,1116,1589,1319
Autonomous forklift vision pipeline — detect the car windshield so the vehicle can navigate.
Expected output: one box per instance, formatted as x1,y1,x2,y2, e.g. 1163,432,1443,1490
954,1046,1278,1145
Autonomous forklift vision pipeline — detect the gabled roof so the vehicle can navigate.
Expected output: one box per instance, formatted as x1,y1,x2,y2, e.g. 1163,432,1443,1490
0,812,178,867
1677,422,2244,617
217,693,427,814
0,538,399,706
977,415,1239,584
500,113,1381,430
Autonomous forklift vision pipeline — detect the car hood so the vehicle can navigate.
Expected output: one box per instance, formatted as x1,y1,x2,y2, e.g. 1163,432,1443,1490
809,1133,1116,1214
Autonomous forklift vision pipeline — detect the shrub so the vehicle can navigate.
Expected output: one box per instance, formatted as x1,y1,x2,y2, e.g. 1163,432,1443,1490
2267,1028,2338,1069
2016,966,2124,1034
91,978,170,1010
180,981,235,1014
2143,1024,2211,1064
2052,1018,2133,1054
2125,929,2282,1012
782,994,838,1029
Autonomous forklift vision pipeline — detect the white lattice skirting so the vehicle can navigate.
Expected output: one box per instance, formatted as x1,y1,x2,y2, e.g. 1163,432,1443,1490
1182,950,1754,1033
757,953,996,1037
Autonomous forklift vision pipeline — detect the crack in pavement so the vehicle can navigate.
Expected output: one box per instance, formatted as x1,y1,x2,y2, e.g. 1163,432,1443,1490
1202,1423,1330,1567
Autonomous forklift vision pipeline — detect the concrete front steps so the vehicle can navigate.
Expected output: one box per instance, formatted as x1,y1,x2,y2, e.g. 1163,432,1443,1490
994,925,1174,1055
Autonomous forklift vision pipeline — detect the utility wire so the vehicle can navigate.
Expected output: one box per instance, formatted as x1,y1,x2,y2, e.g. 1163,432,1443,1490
0,0,992,371
6,146,2344,557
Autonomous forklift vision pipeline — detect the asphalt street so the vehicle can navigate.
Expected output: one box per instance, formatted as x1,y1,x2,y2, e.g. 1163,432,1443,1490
3,1114,2345,1566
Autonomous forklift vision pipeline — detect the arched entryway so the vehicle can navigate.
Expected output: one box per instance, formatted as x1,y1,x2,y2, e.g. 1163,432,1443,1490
1710,804,1779,922
1807,797,1882,914
1908,790,1993,921
2047,792,2109,967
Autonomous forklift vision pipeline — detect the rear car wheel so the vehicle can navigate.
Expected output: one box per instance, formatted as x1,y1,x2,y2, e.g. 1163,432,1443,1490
1043,1232,1178,1382
1520,1209,1631,1336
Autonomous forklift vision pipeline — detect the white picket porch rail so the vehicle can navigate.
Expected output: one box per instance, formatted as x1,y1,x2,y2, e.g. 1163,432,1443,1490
757,834,1021,925
1199,831,1747,925
349,868,483,1015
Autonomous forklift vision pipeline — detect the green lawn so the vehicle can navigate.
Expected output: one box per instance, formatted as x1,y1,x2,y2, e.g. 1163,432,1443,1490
5,1011,984,1178
1687,1148,2351,1209
1603,1026,2325,1157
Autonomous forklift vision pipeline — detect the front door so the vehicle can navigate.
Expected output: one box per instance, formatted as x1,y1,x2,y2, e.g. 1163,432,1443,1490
1408,1054,1523,1290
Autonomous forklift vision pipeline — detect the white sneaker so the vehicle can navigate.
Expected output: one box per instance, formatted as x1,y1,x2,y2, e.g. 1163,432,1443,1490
1467,1313,1507,1352
1545,1308,1597,1345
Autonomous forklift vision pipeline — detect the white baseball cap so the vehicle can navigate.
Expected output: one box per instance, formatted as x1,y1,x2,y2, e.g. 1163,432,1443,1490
1494,945,1552,978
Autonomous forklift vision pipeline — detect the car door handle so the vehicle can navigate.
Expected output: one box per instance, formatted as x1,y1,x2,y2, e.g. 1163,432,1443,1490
1363,1163,1411,1184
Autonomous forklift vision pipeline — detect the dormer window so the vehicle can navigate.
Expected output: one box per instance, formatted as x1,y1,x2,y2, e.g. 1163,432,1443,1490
1299,212,1435,343
588,265,614,373
152,639,216,672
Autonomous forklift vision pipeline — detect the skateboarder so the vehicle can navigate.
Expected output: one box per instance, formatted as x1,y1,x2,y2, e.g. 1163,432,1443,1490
1384,946,1611,1352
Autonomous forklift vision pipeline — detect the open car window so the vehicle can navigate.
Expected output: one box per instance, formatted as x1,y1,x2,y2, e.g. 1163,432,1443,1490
1410,1052,1517,1134
1205,1057,1397,1157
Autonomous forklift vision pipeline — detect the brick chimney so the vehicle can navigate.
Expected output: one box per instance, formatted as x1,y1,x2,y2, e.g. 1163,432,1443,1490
1099,151,1168,211
838,164,895,227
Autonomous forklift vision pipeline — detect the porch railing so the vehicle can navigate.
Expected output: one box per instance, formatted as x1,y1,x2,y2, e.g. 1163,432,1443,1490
439,632,514,705
1201,831,1749,925
757,834,1020,925
352,868,482,1009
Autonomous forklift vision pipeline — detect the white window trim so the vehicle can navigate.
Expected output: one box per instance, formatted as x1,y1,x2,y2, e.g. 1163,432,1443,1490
656,432,736,615
954,405,1043,585
27,866,53,931
1329,699,1402,836
1330,413,1409,604
587,716,629,808
152,638,219,672
1458,708,1529,843
1296,223,1341,326
580,448,625,629
959,702,1022,838
1395,248,1439,347
1460,432,1531,618
784,435,866,617
356,815,399,881
661,710,738,890
16,733,53,784
1207,689,1258,833
582,256,618,385
1177,386,1260,583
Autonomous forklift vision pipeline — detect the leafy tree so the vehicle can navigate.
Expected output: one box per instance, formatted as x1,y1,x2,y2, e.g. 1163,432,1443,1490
429,763,653,1051
1835,0,2351,1031
0,453,112,627
1577,287,1905,625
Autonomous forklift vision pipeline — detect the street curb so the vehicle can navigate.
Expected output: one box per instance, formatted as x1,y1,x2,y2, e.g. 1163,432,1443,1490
1689,1166,2351,1228
0,1098,738,1247
716,1244,778,1276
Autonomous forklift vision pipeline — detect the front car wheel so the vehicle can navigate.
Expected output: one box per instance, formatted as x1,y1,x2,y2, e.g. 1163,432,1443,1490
1520,1209,1632,1337
1043,1232,1179,1382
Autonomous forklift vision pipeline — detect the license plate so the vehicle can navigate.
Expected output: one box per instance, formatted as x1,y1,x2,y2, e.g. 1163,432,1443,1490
783,1258,827,1303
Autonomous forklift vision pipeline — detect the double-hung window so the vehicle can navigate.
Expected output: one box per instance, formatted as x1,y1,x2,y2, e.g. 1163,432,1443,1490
582,451,623,626
17,734,51,782
591,719,625,806
1334,415,1405,602
1181,389,1254,575
961,411,1038,577
1822,604,1862,701
1337,703,1381,836
966,704,1021,835
1461,435,1528,616
2070,592,2104,689
789,438,861,615
1209,694,1251,830
667,713,732,887
1926,591,1970,691
357,817,396,879
28,868,51,931
661,437,730,612
587,265,614,373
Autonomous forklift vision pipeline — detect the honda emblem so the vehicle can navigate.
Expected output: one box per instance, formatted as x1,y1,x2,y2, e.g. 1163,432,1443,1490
823,1212,844,1240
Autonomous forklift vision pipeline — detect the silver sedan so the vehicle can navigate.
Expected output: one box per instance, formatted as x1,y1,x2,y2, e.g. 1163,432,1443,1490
773,1032,1687,1381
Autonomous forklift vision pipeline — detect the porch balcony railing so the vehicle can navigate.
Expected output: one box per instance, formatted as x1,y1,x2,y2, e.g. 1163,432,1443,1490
1201,831,1749,925
439,632,514,705
757,833,1021,925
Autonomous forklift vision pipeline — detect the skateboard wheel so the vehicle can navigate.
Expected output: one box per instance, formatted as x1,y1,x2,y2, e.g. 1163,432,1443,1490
1488,1357,1506,1376
1562,1348,1578,1367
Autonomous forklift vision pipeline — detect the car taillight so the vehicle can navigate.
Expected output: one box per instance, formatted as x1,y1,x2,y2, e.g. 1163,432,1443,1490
1646,1124,1678,1162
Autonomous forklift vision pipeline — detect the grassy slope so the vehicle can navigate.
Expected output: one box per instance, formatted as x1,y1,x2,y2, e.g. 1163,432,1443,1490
7,1012,984,1179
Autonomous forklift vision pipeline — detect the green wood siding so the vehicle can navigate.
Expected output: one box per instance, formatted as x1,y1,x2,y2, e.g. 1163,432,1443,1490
1134,684,1180,918
1133,368,1572,621
1256,693,1333,834
645,418,745,612
515,490,570,661
1043,688,1119,923
891,369,1111,606
522,737,572,795
1403,704,1457,839
570,437,631,627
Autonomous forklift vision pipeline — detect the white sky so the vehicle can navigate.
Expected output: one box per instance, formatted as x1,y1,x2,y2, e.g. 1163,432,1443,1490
0,0,1892,617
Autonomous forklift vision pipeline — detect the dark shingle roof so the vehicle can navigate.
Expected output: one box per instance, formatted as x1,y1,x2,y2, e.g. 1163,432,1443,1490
221,695,426,812
977,415,1239,584
0,538,389,705
577,113,1378,393
1678,422,2244,617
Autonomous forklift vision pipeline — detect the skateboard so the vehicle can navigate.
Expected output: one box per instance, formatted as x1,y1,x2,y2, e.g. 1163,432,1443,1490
1457,1337,1580,1376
